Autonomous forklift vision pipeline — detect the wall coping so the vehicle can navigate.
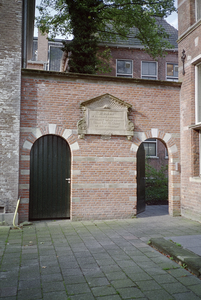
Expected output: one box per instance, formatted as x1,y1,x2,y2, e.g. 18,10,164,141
21,69,181,88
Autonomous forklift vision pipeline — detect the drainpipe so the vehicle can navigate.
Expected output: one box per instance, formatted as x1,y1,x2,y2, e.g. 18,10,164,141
13,197,21,228
22,0,28,69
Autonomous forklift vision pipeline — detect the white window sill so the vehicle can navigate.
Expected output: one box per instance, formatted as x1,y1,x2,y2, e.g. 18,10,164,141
189,177,201,183
189,123,201,130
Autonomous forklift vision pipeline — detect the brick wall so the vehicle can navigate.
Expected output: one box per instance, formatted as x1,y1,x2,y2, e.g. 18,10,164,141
0,0,22,214
178,0,196,36
19,70,181,222
178,0,201,222
98,47,178,81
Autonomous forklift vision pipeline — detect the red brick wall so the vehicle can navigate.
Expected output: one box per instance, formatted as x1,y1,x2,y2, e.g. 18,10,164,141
19,70,181,222
98,47,178,81
178,2,201,222
178,0,196,37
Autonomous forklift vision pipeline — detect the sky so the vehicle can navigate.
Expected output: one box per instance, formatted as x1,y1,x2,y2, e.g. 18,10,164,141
34,0,178,38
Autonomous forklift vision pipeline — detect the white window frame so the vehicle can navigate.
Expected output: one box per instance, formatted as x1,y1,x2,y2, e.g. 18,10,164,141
143,139,158,158
196,0,201,21
199,131,201,175
141,61,158,80
165,147,168,159
166,63,178,81
116,59,133,78
195,63,201,124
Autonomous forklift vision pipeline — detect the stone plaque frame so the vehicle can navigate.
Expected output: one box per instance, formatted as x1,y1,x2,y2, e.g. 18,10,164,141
77,94,134,140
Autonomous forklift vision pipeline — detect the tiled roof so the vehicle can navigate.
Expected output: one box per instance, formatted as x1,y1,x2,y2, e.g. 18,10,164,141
100,18,178,49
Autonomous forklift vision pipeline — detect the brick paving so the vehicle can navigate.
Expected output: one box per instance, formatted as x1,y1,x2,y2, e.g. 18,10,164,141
1,205,201,299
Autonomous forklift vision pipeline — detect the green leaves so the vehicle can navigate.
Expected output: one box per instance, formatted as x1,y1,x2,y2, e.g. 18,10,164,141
145,162,168,203
36,0,176,73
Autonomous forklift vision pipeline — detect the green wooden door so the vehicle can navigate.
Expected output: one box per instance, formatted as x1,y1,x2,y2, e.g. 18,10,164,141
137,143,146,214
29,135,71,220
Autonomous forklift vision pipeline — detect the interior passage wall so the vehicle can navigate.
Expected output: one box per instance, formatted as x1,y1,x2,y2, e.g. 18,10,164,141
0,1,22,214
20,70,181,222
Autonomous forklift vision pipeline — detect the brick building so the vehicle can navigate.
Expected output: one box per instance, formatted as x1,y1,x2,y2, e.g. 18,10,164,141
30,18,178,82
178,0,201,222
19,70,181,222
1,1,183,224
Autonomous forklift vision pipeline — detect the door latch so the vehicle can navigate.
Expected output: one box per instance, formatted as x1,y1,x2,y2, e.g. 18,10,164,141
65,178,71,183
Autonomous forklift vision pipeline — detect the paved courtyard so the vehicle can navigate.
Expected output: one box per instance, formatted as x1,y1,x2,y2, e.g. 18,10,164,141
1,205,201,299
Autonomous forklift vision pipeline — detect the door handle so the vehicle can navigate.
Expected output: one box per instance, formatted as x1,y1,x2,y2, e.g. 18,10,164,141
65,178,71,183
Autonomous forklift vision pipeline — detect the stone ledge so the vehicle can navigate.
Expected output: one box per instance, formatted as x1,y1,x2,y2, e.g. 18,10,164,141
149,238,201,277
21,68,181,88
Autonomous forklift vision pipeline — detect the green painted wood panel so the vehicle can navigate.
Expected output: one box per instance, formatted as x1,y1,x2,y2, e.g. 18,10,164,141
29,135,70,220
137,143,146,214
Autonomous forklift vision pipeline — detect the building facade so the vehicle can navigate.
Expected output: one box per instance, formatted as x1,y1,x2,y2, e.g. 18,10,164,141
178,0,201,221
29,19,178,82
0,1,185,224
19,69,181,222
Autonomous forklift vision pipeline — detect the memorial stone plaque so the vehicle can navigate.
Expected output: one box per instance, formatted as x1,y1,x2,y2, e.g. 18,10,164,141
78,94,134,140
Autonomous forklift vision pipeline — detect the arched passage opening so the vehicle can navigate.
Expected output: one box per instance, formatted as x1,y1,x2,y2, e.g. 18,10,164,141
29,134,71,220
137,138,169,215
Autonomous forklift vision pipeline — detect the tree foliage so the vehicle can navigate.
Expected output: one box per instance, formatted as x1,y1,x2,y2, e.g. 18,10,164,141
36,0,176,74
145,163,168,204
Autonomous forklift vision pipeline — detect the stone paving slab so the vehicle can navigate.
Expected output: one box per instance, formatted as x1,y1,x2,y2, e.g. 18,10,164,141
166,235,201,256
0,205,201,299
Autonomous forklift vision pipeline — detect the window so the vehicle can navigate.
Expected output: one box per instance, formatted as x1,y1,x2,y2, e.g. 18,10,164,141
200,132,201,175
196,0,201,21
116,60,133,78
143,139,157,157
49,46,63,71
165,148,168,158
195,63,201,124
166,63,178,81
141,61,157,80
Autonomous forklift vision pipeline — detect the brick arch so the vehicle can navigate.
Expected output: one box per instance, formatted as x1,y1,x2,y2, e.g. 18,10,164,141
130,128,181,217
22,124,79,152
130,128,178,156
19,124,80,222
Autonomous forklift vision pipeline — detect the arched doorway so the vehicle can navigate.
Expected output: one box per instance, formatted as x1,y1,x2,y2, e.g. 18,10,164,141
29,135,71,220
137,138,169,215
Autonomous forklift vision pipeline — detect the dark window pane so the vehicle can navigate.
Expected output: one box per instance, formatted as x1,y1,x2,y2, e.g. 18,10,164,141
117,60,132,75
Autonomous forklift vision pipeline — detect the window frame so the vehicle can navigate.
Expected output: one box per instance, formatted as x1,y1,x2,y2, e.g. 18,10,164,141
141,61,158,80
165,147,168,159
48,44,63,71
166,63,178,81
143,138,158,158
199,131,201,175
196,0,201,21
195,63,201,124
116,59,133,78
